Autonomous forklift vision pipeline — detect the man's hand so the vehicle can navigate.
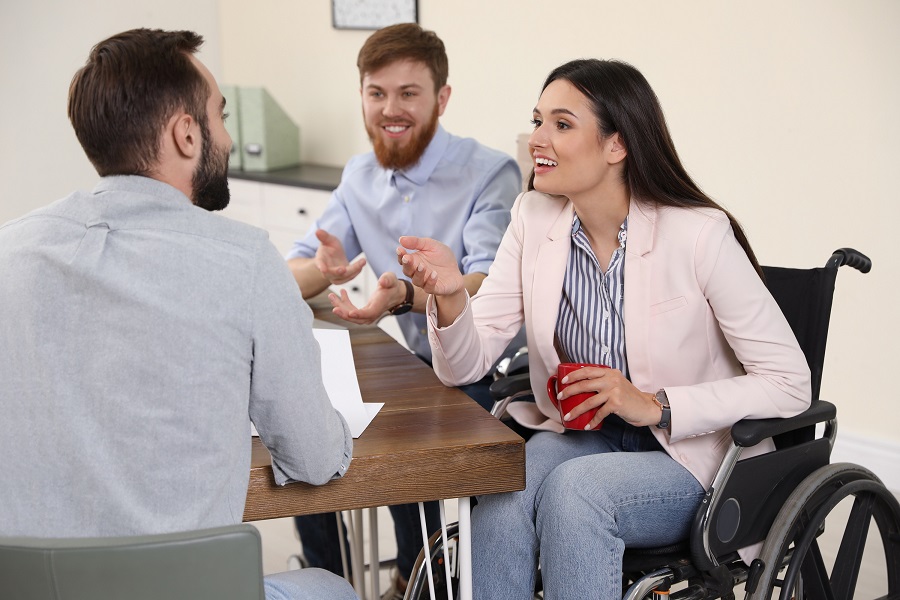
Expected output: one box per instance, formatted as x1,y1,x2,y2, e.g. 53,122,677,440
328,271,407,325
315,229,366,285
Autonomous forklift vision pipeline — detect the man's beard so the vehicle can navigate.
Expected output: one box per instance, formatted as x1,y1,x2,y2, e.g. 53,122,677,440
192,118,231,212
369,102,439,171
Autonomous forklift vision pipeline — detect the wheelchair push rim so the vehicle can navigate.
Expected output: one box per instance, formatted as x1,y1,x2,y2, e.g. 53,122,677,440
746,462,900,600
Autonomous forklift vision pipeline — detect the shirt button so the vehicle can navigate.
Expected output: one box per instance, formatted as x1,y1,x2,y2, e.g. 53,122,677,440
421,328,427,335
404,196,411,203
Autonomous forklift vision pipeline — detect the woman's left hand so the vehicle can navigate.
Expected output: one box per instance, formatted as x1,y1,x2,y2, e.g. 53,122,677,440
558,366,661,430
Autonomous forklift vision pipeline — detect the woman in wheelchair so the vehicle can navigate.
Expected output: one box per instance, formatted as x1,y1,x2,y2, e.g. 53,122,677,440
395,59,810,599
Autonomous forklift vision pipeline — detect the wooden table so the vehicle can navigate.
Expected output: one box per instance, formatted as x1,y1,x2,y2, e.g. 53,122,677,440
243,295,525,598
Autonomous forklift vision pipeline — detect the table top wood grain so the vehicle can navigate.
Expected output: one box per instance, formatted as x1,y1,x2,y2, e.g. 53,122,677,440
242,296,525,521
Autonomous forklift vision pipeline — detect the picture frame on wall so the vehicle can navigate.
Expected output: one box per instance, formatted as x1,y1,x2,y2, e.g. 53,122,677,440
332,0,418,30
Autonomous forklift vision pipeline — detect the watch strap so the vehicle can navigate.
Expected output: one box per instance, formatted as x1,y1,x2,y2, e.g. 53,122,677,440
654,389,671,430
388,279,414,315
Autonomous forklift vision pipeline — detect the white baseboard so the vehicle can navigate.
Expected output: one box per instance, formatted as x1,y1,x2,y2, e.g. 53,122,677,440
830,430,900,494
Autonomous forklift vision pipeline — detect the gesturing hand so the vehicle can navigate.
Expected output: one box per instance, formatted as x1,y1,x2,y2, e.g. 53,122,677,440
328,271,407,325
315,229,366,285
396,236,464,297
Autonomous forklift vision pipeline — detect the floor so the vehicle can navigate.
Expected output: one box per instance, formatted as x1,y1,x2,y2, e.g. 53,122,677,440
251,490,896,599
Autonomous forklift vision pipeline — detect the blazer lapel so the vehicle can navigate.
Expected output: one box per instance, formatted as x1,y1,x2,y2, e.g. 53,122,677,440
531,199,574,378
623,198,656,390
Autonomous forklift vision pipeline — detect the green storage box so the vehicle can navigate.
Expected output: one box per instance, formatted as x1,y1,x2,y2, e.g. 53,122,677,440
236,86,301,172
220,84,242,170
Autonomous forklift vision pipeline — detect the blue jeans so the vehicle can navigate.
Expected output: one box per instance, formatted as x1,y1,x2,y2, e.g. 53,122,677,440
294,512,351,577
264,567,358,599
472,416,705,599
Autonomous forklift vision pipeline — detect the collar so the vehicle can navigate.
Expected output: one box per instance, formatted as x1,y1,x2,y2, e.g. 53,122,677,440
625,197,656,257
391,124,450,186
571,214,628,249
92,175,193,205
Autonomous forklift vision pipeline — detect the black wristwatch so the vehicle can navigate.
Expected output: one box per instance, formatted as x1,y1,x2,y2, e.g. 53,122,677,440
388,279,414,315
654,389,671,430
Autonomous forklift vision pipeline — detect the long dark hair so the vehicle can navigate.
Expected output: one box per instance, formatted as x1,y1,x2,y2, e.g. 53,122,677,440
530,59,762,277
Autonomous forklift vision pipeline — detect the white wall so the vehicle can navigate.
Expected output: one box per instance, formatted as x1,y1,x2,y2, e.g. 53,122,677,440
0,0,222,224
219,0,900,449
3,1,898,460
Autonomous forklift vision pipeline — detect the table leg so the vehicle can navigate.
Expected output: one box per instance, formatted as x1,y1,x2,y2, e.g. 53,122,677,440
349,509,367,599
417,502,437,600
337,512,351,580
368,506,379,599
438,501,454,600
458,497,472,600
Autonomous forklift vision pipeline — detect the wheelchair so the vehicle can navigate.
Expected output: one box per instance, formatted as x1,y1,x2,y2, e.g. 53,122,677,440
405,248,900,600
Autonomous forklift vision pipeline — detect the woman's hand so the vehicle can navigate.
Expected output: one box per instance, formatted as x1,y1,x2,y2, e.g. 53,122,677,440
557,366,662,430
396,236,464,295
397,236,467,327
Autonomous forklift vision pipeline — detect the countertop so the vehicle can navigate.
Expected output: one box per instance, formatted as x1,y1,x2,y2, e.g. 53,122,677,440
228,163,343,191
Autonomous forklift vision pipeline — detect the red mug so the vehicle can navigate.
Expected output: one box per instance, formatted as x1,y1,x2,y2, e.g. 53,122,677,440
547,363,609,430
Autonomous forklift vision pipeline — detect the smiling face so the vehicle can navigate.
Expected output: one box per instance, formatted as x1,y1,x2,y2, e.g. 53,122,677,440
529,79,626,202
361,59,450,170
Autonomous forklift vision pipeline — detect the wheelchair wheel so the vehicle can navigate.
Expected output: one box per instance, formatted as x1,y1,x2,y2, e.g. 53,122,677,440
405,524,460,600
746,462,900,600
404,523,543,600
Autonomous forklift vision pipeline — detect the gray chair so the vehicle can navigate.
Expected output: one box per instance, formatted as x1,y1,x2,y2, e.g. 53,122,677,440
0,523,265,600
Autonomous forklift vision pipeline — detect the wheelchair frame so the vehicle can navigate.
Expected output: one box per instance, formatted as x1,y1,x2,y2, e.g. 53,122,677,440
405,248,900,600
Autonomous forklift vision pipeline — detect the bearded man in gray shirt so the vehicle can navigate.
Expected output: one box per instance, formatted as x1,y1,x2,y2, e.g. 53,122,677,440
0,28,356,600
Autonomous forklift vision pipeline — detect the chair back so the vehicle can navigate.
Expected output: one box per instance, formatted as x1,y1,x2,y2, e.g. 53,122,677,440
0,524,265,600
761,248,870,447
762,265,836,402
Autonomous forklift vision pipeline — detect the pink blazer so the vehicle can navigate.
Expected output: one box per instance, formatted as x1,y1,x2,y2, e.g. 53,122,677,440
427,191,811,490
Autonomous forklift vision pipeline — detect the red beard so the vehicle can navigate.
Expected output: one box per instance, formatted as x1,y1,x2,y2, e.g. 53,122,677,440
368,102,439,170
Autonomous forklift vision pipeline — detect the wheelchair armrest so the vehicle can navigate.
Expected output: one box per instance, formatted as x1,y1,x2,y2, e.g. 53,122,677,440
730,400,835,447
489,373,532,400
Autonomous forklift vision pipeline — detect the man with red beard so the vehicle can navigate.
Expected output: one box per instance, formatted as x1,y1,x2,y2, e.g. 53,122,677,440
286,23,520,599
0,29,357,600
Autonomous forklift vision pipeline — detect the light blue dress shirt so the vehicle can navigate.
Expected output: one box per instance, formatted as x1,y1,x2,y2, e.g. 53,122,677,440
287,125,521,360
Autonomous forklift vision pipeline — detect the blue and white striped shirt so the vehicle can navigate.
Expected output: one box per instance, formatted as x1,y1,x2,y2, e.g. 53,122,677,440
555,215,629,378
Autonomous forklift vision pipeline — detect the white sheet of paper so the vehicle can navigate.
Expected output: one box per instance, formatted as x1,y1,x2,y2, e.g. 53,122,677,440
251,328,383,439
312,328,383,437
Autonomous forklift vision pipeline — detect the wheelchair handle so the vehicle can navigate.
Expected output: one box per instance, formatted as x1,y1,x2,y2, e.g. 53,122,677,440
829,247,871,273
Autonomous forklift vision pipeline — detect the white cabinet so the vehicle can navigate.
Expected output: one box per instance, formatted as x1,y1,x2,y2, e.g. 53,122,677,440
224,177,407,348
259,184,329,254
224,178,329,259
224,178,264,228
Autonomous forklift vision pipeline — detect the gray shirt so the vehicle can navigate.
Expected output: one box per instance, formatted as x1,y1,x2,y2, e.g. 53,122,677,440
0,176,352,537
